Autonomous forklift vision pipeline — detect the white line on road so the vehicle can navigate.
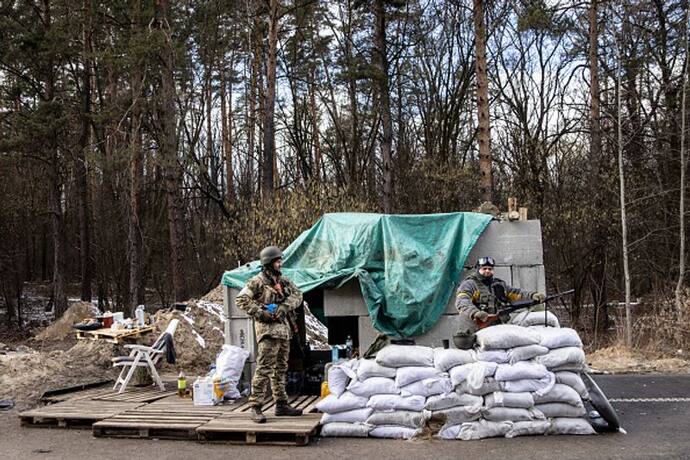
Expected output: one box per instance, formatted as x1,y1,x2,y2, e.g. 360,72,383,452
609,397,690,402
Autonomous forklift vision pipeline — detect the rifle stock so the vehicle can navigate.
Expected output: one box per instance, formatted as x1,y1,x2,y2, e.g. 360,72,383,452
475,289,575,330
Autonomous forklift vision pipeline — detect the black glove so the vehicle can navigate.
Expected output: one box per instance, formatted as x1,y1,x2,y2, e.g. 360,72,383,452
256,310,274,323
473,310,489,322
532,292,546,303
275,304,289,322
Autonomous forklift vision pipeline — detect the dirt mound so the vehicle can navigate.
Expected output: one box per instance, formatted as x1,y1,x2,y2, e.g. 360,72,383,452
201,284,224,303
588,345,690,374
33,302,99,342
152,300,225,375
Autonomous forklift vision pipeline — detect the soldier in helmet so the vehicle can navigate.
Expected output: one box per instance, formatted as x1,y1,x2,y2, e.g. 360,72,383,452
453,256,546,349
236,246,304,423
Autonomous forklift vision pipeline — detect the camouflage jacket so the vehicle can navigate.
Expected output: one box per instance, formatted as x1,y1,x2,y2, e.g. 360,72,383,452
236,271,303,342
455,271,535,319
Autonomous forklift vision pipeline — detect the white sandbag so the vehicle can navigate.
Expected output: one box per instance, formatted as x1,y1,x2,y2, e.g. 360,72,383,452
483,407,545,422
328,360,358,397
494,362,549,381
535,327,583,349
456,378,502,396
549,363,588,372
500,372,555,396
315,392,368,414
440,420,513,440
356,359,397,380
535,402,586,418
376,345,434,368
425,392,483,412
465,362,499,390
555,371,589,399
369,426,419,439
214,345,250,399
484,391,534,409
475,325,541,350
476,349,510,363
320,422,371,437
548,417,596,435
505,420,551,438
367,394,426,412
395,366,442,387
511,310,560,328
507,344,549,364
347,377,398,398
536,347,586,370
401,376,452,397
366,410,427,428
433,406,483,424
434,348,476,372
321,407,373,424
533,383,584,407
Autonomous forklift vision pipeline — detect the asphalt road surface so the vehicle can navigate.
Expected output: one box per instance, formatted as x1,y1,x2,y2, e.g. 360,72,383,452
3,374,690,460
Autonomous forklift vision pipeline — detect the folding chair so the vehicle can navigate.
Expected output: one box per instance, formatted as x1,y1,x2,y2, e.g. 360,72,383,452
112,319,179,393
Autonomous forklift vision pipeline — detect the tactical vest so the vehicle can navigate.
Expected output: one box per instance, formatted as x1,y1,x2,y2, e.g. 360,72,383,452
467,273,498,314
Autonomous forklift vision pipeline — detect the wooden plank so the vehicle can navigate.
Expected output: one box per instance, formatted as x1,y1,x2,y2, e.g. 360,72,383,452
19,400,143,429
197,414,320,446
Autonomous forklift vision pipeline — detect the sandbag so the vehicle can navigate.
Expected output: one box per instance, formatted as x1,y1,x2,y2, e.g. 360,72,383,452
369,426,419,439
548,417,596,435
500,373,555,395
434,348,476,372
505,420,551,438
511,310,560,328
357,359,397,381
347,377,398,398
536,347,586,370
507,344,549,364
433,406,483,424
535,327,583,349
533,383,584,407
321,407,373,424
475,325,541,350
367,394,426,412
425,392,483,412
315,392,368,414
555,372,589,399
328,360,358,396
366,410,427,428
483,407,545,422
395,366,443,387
484,391,534,409
376,345,434,368
456,377,502,396
401,376,452,397
494,362,549,381
440,420,513,440
534,402,586,418
465,362,499,390
476,349,509,363
320,422,371,437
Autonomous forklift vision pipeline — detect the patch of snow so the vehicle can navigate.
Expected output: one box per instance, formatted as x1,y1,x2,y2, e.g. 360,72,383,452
192,329,206,348
181,313,195,326
197,300,227,323
212,326,225,337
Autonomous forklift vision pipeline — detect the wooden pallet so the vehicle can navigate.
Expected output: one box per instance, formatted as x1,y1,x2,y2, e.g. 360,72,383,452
75,326,154,344
92,387,175,403
196,413,322,446
92,409,216,440
20,399,143,428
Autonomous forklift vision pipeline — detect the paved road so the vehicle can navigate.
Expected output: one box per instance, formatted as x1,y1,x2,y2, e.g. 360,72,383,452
3,374,690,460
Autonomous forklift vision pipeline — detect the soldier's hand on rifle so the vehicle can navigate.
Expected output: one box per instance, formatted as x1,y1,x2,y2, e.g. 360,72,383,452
274,304,289,322
473,310,489,322
256,310,274,323
532,292,546,303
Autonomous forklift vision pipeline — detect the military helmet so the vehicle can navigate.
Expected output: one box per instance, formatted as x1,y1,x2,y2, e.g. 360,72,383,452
475,256,495,268
452,332,476,350
259,246,283,266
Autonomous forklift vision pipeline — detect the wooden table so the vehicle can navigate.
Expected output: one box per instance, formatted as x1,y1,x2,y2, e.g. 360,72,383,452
75,326,155,344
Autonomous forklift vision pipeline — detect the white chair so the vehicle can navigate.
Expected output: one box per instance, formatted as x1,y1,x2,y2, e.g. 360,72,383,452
112,319,179,393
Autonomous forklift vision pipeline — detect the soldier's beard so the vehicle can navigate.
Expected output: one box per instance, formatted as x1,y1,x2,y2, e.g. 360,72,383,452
264,266,282,278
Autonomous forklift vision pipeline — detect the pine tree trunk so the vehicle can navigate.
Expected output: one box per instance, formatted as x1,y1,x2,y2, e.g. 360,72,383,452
473,0,492,203
309,68,322,182
676,9,689,314
262,0,279,198
220,62,235,205
373,0,393,213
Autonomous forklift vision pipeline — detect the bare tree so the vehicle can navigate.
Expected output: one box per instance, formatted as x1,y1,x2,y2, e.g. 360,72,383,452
262,0,280,198
474,0,493,203
676,5,689,314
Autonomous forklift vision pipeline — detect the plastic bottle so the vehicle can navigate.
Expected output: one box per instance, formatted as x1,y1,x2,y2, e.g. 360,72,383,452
135,305,146,327
331,345,339,362
345,335,353,358
320,381,331,398
177,371,187,397
213,376,224,403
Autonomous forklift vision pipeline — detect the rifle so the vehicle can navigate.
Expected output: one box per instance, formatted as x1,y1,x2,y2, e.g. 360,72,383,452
474,288,575,330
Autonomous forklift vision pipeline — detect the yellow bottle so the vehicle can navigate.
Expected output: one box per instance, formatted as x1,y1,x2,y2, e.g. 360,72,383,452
177,372,187,398
213,376,224,402
320,381,330,398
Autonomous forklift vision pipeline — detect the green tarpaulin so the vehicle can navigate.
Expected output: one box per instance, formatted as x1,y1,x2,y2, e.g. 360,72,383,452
221,212,492,338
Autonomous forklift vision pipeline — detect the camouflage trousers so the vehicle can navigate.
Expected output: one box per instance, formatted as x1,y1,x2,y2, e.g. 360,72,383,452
248,336,290,406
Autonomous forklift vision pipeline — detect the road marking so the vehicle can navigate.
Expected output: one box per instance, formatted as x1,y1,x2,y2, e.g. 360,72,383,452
609,397,690,403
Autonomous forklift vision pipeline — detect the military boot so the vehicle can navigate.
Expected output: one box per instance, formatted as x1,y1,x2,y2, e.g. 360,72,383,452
251,405,266,423
274,401,303,416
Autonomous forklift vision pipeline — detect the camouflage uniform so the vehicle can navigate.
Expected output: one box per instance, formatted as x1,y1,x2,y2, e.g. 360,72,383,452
454,271,535,346
236,270,302,406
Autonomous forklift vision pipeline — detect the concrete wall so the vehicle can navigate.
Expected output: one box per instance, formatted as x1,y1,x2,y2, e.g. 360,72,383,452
223,219,545,363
